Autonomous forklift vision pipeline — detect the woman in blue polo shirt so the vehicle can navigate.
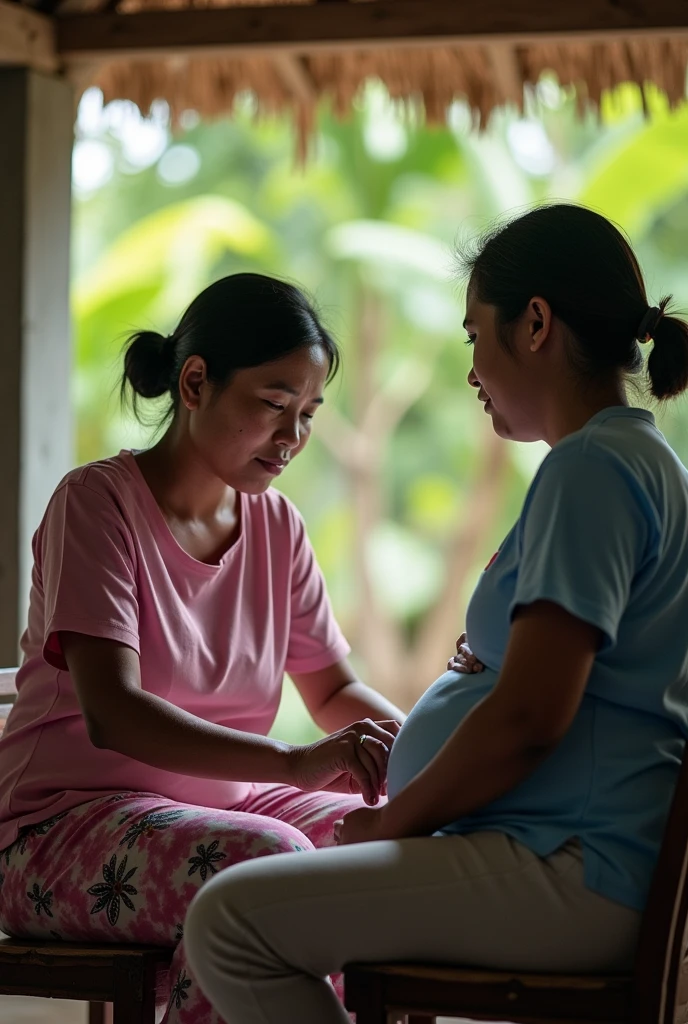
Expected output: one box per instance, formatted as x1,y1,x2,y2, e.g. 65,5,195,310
183,203,688,1024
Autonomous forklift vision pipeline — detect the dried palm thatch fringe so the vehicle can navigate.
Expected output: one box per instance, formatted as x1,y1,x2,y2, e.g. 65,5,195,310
86,0,688,150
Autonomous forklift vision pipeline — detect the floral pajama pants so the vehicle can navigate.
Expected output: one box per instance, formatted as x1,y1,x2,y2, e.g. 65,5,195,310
0,784,367,1023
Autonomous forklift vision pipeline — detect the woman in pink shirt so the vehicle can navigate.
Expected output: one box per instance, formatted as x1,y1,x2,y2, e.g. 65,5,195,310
0,273,404,1024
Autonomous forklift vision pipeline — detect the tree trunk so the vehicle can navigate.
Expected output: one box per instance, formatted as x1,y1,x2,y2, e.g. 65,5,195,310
349,288,404,697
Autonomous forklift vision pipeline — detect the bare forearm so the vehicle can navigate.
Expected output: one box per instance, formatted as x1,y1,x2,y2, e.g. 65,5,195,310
313,680,406,733
94,688,293,783
381,695,553,838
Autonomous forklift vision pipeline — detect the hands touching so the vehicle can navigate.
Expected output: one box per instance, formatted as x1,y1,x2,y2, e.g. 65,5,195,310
334,805,386,845
289,719,400,808
447,632,484,675
334,632,484,846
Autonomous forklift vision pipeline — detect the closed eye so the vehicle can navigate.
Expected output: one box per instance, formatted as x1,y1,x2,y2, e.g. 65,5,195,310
465,334,476,347
264,399,315,421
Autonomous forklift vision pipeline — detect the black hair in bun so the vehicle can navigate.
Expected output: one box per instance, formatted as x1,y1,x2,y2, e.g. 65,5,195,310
122,330,177,400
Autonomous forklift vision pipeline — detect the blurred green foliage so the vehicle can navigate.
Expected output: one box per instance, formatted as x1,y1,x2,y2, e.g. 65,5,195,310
71,81,688,743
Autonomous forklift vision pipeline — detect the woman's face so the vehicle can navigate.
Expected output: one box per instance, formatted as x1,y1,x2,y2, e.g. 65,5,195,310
182,343,330,493
464,289,546,443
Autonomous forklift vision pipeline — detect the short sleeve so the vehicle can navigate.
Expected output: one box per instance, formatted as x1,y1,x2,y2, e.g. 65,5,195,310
511,450,655,649
284,507,351,674
39,482,141,669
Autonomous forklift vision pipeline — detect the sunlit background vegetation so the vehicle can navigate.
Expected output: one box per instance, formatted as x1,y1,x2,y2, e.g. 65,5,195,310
71,79,688,741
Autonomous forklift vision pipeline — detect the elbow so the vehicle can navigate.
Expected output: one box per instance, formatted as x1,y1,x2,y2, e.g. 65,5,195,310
84,714,112,750
523,728,567,761
522,734,561,762
81,694,138,751
503,707,569,760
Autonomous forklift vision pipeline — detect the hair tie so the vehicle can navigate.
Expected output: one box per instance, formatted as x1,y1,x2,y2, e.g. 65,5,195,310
636,306,662,343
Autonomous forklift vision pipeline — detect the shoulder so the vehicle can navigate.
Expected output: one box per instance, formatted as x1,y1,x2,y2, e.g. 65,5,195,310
535,435,630,485
34,455,140,568
47,453,138,524
536,411,662,488
525,419,665,536
60,452,133,493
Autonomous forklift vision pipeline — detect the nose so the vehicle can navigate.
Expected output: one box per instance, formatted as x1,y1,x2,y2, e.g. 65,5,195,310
467,367,480,389
275,417,301,450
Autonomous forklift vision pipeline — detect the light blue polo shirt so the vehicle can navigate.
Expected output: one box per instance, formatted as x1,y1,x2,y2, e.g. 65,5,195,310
387,407,688,911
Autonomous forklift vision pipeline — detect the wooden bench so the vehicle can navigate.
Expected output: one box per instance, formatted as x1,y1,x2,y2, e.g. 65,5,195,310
345,742,688,1024
0,668,172,1024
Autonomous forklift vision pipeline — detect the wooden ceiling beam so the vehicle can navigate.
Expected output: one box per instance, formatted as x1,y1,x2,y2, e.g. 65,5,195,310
56,0,688,63
0,0,57,71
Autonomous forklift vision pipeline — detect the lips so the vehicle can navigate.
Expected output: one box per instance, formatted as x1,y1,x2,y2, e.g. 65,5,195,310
255,457,287,476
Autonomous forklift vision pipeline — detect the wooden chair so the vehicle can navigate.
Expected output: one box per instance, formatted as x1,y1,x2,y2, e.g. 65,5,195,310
0,667,173,1024
345,742,688,1024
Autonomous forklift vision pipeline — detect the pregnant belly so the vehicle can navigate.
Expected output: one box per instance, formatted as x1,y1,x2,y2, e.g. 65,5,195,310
387,668,496,799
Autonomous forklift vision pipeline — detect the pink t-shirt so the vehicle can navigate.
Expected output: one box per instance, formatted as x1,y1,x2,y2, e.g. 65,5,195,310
0,452,350,851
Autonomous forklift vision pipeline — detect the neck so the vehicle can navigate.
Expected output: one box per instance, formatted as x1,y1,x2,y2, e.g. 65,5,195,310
135,419,236,522
542,381,628,447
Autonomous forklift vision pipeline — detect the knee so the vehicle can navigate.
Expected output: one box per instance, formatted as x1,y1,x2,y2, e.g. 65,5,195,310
182,818,313,893
184,867,255,977
243,822,313,859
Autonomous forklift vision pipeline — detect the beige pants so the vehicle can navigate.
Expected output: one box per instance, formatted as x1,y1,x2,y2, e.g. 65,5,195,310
184,832,641,1024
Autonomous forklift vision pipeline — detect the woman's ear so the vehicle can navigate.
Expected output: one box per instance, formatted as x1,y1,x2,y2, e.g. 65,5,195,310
528,296,553,353
179,356,208,411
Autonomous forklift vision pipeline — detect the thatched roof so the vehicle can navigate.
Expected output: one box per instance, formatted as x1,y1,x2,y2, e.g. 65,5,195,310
9,0,688,131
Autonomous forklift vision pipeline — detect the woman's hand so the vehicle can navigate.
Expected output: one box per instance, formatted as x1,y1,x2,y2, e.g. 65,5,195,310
447,632,484,674
288,719,399,807
334,805,386,845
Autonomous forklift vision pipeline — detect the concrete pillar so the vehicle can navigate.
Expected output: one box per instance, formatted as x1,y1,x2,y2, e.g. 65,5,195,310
0,69,74,664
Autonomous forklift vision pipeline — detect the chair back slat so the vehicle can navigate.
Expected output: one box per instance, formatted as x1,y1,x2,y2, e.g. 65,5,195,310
0,669,18,703
0,705,13,731
632,742,688,1024
0,668,18,736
